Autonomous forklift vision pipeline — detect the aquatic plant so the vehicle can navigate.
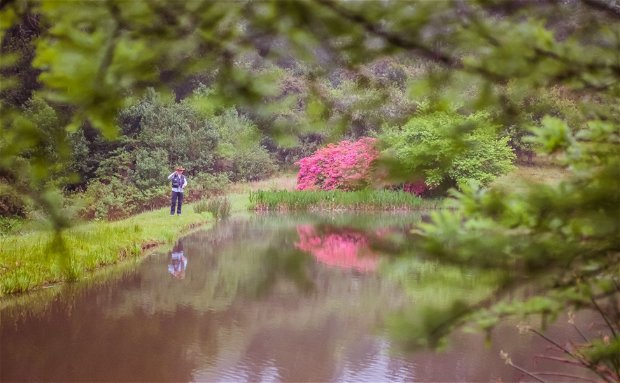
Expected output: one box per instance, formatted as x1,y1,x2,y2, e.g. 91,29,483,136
249,189,427,211
195,197,231,220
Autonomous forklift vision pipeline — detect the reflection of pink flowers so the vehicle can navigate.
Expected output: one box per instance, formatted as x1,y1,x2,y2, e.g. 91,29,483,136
295,137,379,191
295,225,378,272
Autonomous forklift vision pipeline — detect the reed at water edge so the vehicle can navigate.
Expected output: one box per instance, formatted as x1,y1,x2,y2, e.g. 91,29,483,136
248,189,438,211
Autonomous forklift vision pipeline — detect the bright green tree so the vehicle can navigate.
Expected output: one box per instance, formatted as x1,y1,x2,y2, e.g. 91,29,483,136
380,110,515,192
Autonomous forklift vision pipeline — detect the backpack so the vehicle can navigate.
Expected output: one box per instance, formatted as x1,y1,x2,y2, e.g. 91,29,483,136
171,174,185,188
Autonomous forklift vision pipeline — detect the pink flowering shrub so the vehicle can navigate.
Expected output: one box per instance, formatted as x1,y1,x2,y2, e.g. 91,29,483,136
403,181,428,196
295,137,379,191
295,225,378,272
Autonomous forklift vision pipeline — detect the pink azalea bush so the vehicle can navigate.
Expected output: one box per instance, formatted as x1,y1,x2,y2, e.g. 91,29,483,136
295,137,379,191
295,225,378,272
403,181,428,196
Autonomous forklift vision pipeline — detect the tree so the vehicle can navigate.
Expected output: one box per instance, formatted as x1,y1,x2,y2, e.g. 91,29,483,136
210,108,277,181
380,110,515,193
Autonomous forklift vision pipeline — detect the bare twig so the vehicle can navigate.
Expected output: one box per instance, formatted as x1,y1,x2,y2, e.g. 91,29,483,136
569,312,591,343
534,354,584,367
501,350,547,383
529,328,616,383
530,371,596,382
573,325,590,343
590,297,618,340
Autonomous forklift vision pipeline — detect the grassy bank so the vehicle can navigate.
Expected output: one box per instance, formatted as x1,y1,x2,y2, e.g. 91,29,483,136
248,189,432,211
0,207,211,296
491,161,569,191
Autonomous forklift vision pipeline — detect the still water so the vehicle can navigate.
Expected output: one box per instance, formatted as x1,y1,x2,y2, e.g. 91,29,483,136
1,214,598,382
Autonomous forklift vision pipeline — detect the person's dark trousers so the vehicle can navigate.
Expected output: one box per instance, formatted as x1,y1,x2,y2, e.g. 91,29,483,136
170,191,184,215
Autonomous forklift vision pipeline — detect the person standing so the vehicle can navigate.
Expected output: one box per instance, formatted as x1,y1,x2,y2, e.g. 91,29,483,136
168,166,187,215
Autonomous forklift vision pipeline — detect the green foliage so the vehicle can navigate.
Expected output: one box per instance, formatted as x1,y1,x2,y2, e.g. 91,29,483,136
0,3,42,108
381,111,515,191
0,217,26,237
232,148,277,182
77,178,168,221
3,96,69,188
120,89,219,175
0,183,27,217
502,85,586,162
584,338,620,367
133,148,169,190
528,116,573,154
388,300,469,350
397,116,620,378
189,172,230,199
212,109,277,181
324,73,416,138
268,133,326,169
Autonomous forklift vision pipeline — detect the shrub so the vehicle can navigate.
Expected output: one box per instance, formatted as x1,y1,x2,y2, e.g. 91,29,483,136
193,199,209,214
0,217,26,236
231,148,277,182
295,137,379,191
267,133,326,169
0,184,27,217
78,178,169,220
189,172,230,199
79,170,229,221
380,111,515,191
403,181,428,196
133,148,170,190
503,85,585,163
120,90,219,175
194,196,231,220
210,109,277,181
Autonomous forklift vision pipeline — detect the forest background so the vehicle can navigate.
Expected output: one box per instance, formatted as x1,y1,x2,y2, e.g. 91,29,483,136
1,1,618,380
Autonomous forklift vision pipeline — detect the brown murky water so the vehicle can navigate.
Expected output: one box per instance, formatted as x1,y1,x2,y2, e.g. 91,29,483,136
0,214,601,382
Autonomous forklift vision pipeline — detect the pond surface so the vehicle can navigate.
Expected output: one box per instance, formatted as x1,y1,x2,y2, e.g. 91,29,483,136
0,214,599,382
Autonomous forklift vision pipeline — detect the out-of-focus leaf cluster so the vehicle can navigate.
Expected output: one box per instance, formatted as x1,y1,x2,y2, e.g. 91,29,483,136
0,0,618,377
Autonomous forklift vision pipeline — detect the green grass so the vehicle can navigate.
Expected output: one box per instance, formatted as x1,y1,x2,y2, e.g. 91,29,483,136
0,177,432,297
228,173,297,193
248,189,431,211
491,162,570,192
0,207,211,297
0,217,29,237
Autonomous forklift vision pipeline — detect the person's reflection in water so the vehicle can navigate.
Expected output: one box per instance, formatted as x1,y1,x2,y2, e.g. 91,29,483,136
168,241,187,279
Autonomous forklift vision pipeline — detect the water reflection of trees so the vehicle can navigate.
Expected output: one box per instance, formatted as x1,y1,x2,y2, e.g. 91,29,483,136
2,214,602,381
2,216,414,381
